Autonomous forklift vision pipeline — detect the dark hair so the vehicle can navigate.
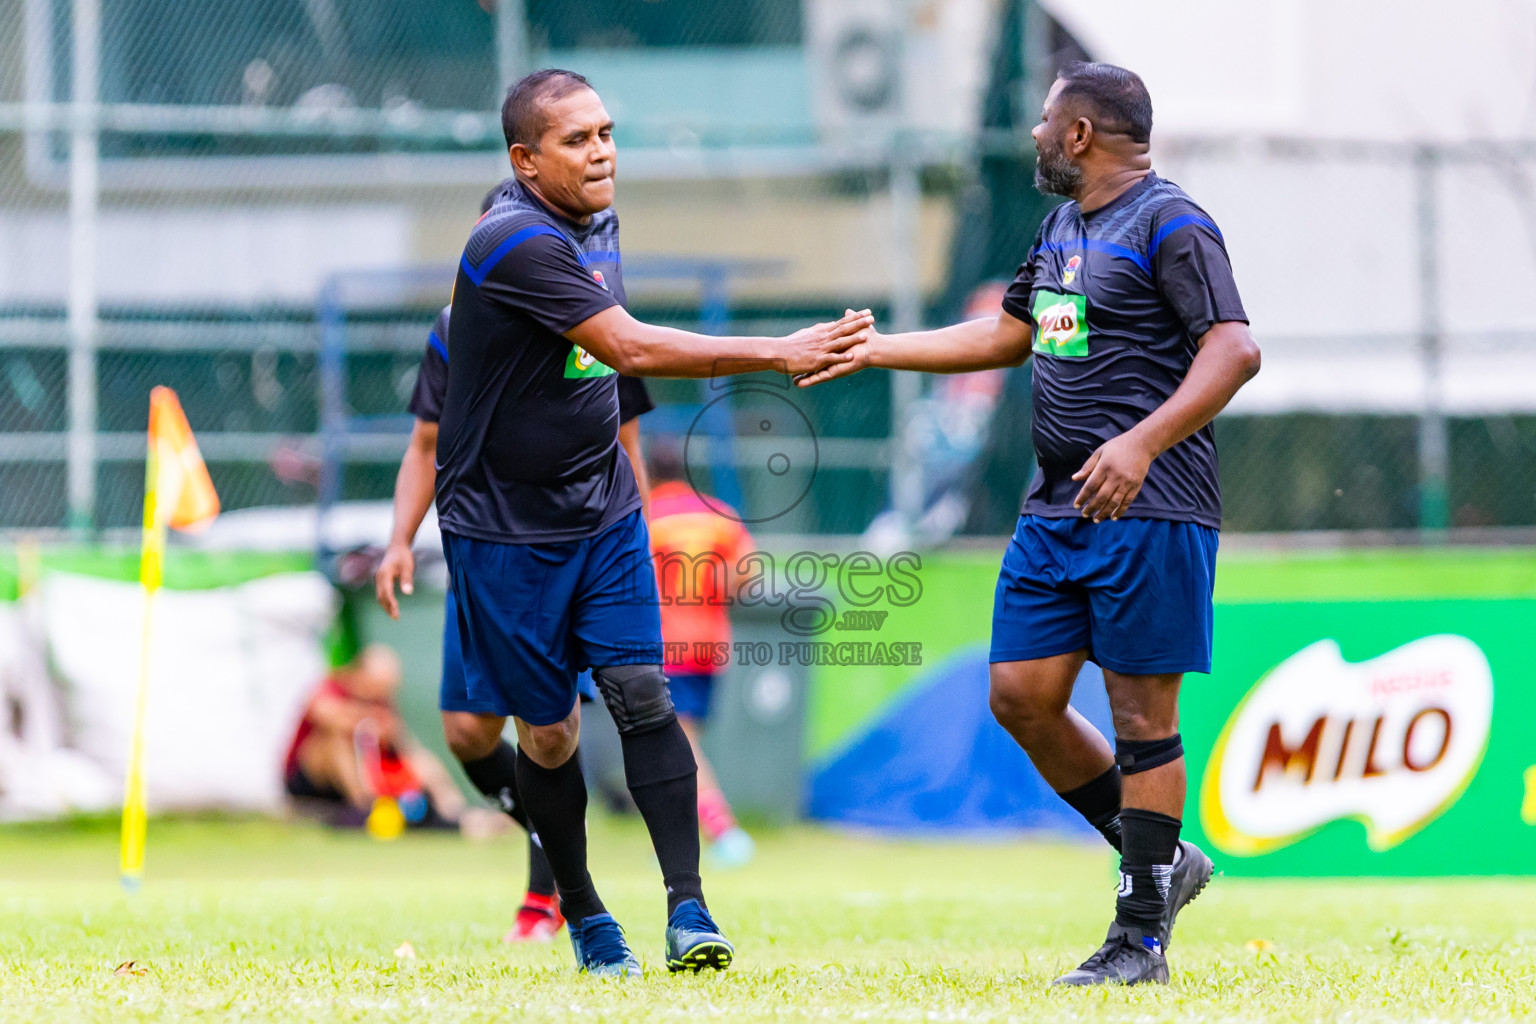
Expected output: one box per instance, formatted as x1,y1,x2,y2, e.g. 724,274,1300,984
1055,61,1152,144
501,68,593,151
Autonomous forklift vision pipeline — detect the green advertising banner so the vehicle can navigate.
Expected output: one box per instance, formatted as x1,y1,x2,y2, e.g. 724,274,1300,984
1186,593,1536,876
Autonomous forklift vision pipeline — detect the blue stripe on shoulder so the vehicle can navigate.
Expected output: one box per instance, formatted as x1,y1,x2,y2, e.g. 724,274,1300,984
428,330,448,364
1148,215,1221,261
585,250,621,265
459,223,569,286
1038,238,1150,274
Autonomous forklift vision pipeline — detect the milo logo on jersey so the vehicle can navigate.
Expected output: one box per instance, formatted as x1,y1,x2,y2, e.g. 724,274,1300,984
1031,290,1089,358
565,345,616,378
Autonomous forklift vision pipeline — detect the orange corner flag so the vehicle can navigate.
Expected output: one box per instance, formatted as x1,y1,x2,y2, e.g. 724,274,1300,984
124,387,219,888
147,385,220,534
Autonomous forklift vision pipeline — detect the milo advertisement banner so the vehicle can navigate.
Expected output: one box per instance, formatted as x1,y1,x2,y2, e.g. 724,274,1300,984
1184,557,1536,876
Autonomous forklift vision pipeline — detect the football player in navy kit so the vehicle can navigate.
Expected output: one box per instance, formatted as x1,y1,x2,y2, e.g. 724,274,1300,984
801,62,1261,986
434,69,871,976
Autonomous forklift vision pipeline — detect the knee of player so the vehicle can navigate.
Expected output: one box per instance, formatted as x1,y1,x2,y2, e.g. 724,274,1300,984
987,675,1059,729
520,719,580,765
592,663,676,734
1109,704,1177,741
442,712,501,762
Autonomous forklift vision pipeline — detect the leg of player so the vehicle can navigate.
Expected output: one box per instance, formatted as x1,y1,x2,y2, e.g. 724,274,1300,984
988,651,1123,850
1053,670,1213,987
591,664,734,973
1104,670,1212,952
442,711,565,943
512,704,640,977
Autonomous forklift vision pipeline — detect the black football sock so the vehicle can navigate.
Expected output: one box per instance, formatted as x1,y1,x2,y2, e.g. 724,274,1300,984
619,719,704,915
1058,765,1123,852
1115,807,1182,940
459,740,531,832
525,835,557,900
514,747,605,923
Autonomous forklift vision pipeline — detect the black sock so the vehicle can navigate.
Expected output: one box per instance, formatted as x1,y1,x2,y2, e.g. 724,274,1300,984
619,719,704,915
1058,766,1123,852
460,740,531,832
1115,807,1182,939
514,747,605,923
526,835,556,899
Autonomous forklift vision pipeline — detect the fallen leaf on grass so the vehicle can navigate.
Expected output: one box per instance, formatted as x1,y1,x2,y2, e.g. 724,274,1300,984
113,960,149,977
394,941,416,960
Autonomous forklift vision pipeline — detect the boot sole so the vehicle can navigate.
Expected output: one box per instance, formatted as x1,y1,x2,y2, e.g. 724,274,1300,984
667,941,734,973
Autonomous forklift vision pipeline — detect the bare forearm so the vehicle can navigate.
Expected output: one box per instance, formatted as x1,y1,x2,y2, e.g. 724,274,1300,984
868,316,1031,374
388,441,436,548
619,323,793,378
1128,324,1261,456
569,306,871,378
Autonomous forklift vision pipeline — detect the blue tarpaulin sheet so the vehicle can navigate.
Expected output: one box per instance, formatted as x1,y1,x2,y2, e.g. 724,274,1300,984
807,649,1116,833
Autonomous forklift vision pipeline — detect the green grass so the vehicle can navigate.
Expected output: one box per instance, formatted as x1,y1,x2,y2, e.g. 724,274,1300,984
2,818,1533,1022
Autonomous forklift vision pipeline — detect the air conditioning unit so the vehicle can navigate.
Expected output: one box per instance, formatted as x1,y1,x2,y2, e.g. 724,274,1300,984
805,0,905,137
806,0,997,142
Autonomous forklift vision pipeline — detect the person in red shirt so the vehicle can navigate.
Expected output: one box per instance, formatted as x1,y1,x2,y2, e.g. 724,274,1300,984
648,445,756,867
284,644,490,835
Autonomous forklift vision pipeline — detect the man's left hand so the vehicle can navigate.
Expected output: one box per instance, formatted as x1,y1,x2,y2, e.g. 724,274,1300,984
1072,432,1157,522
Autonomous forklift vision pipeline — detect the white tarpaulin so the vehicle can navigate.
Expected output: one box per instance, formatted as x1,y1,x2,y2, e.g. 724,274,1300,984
1,571,336,817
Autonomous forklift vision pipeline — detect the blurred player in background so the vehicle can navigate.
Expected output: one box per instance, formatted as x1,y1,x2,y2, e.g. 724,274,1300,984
283,644,484,834
801,62,1260,986
647,442,756,868
433,69,868,976
374,181,656,943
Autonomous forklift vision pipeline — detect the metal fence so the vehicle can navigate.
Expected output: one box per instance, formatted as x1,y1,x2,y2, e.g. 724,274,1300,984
2,0,1534,540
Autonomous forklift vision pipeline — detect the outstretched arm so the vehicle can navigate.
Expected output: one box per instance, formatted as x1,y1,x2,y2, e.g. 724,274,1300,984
1071,321,1261,522
375,418,437,620
796,310,1034,386
566,306,873,379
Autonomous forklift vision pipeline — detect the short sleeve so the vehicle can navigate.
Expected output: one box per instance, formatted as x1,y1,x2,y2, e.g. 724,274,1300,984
617,376,655,424
407,308,450,422
1149,204,1248,340
1000,217,1053,324
479,226,619,335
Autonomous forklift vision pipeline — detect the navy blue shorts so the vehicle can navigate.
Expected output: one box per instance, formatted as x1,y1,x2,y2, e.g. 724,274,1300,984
989,514,1218,676
438,588,597,715
668,673,717,720
440,510,663,725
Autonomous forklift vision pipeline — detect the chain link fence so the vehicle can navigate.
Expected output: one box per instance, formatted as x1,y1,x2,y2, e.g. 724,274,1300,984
2,0,1534,539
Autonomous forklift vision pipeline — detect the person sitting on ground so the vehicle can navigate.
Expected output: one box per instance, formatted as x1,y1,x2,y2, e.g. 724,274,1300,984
283,644,501,837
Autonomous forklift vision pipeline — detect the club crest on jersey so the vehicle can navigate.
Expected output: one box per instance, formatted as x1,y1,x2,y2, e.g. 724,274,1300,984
1063,255,1082,286
592,269,608,291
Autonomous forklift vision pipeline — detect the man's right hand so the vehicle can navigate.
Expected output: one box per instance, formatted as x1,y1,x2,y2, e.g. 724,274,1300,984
374,542,415,620
779,309,873,376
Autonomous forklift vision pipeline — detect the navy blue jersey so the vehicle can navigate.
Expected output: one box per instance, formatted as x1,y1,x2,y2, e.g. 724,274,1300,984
1002,172,1247,529
435,179,637,543
408,304,653,426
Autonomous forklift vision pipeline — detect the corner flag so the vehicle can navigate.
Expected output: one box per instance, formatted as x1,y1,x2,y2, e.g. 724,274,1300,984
121,387,219,887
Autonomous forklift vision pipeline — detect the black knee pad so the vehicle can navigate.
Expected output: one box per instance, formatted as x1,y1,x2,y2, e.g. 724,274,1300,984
592,663,676,735
1115,734,1183,775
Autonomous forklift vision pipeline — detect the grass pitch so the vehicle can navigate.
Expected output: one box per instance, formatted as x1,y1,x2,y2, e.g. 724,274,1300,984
2,816,1532,1023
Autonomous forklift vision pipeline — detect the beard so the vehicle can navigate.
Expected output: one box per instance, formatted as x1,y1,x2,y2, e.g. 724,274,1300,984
1033,135,1083,198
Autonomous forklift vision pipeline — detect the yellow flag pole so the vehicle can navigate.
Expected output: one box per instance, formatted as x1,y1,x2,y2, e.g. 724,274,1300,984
121,445,164,889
